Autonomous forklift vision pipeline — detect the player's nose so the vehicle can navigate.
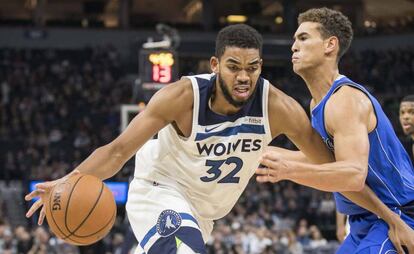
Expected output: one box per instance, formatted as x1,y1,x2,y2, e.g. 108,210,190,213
291,40,299,53
401,113,410,120
236,70,249,82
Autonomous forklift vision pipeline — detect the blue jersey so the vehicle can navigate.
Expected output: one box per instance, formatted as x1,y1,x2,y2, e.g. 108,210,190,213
311,75,414,215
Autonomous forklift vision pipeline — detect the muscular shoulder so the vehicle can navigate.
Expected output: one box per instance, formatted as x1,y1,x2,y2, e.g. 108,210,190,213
268,84,298,113
145,78,194,123
267,84,309,137
330,85,370,104
160,78,193,104
325,85,374,133
326,85,372,119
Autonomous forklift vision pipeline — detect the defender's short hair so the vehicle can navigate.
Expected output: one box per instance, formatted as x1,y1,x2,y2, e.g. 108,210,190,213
298,7,353,60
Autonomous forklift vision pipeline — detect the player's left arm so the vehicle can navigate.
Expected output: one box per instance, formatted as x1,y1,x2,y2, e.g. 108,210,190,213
326,87,414,252
262,86,368,191
266,85,335,165
266,96,327,164
263,85,398,214
261,86,414,252
263,146,309,163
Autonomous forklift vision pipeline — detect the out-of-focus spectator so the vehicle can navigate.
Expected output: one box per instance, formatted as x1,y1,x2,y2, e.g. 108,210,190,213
14,225,32,254
109,233,125,254
296,218,310,246
27,226,54,254
309,225,328,249
399,94,414,160
1,227,16,254
287,229,303,254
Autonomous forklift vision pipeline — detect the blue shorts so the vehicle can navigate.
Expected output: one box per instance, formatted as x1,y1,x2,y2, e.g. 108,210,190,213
336,209,414,254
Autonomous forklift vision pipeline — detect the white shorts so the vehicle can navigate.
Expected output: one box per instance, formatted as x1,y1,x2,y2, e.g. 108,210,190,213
126,178,213,254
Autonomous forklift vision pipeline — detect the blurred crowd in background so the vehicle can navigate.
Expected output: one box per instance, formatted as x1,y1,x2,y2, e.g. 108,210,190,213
0,42,413,254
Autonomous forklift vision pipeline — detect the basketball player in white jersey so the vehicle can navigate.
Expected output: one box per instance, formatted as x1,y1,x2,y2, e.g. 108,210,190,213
25,24,410,254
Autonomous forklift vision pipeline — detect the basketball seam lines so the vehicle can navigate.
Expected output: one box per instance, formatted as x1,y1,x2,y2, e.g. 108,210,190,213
72,206,116,238
63,175,88,239
48,175,85,245
65,179,104,239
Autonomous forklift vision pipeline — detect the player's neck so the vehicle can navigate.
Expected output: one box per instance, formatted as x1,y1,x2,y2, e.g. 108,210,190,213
410,134,414,141
210,85,241,115
210,97,241,115
300,66,340,104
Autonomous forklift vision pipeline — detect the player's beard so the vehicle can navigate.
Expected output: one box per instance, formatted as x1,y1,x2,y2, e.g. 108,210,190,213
407,127,414,137
218,74,256,108
402,122,414,136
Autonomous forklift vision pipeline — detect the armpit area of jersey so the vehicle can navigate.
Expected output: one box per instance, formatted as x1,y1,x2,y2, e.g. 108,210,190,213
399,200,414,218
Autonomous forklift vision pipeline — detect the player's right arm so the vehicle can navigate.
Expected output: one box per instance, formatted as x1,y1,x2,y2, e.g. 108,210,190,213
264,146,309,163
264,97,322,164
72,79,193,180
25,78,194,224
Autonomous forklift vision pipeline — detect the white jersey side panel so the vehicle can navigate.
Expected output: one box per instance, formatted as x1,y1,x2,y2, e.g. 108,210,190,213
134,73,272,220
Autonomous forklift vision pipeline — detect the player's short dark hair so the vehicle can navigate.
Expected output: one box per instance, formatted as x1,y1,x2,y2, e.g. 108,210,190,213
402,95,414,102
298,7,353,60
215,24,263,59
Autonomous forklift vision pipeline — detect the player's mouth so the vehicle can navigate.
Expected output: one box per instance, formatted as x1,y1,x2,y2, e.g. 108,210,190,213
292,53,300,61
233,85,250,100
402,123,413,131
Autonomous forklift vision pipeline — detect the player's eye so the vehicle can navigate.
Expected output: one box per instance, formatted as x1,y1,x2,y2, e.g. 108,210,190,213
228,65,239,71
297,34,309,40
247,67,258,72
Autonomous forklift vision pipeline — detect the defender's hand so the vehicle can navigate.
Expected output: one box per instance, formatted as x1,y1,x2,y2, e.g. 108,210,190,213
256,152,289,183
24,170,80,225
388,214,414,254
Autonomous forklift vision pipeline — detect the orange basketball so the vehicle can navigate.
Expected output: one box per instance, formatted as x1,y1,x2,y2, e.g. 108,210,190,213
45,174,117,245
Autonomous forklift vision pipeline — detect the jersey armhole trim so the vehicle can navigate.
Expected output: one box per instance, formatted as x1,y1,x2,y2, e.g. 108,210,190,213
184,76,200,141
262,80,273,144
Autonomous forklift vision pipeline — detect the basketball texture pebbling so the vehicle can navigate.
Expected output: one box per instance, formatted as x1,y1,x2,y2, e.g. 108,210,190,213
45,174,117,245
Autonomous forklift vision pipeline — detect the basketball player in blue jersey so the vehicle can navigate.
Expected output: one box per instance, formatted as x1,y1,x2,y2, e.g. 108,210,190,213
25,24,411,254
257,8,414,253
400,95,414,160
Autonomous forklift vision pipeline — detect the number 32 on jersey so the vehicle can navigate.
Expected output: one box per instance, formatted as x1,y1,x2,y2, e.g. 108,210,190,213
200,157,243,184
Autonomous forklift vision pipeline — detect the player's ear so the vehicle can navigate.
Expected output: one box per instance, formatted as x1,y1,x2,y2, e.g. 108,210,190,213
325,36,338,56
210,56,219,74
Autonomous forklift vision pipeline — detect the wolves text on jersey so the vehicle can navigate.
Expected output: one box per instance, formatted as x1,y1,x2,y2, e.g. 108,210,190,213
196,139,262,156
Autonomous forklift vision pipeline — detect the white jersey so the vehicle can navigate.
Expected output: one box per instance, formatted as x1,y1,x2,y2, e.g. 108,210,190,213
134,73,273,221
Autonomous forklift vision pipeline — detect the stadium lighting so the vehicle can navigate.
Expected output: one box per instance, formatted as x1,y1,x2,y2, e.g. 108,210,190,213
275,16,283,24
227,15,247,23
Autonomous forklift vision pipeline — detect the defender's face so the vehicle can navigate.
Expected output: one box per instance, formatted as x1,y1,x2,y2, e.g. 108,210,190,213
291,22,326,74
400,101,414,136
211,47,262,107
